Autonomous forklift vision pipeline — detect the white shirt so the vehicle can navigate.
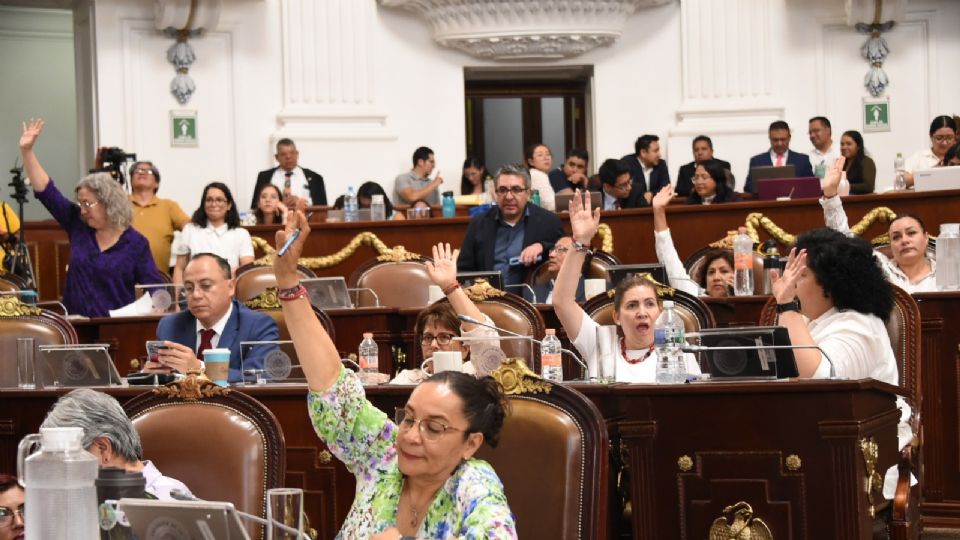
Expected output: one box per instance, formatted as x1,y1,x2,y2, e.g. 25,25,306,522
529,169,556,211
601,189,620,210
194,301,233,352
572,312,700,383
654,229,703,296
141,460,192,500
174,222,254,270
809,143,840,173
270,166,312,204
903,147,940,173
389,314,499,384
820,195,937,292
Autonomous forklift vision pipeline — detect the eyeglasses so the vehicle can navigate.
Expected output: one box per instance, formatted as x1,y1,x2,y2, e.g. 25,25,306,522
77,200,99,210
183,281,221,296
933,135,956,144
613,182,632,191
692,174,712,183
395,409,465,442
205,197,229,205
0,504,24,528
495,186,528,196
420,332,455,346
550,245,569,254
133,168,155,176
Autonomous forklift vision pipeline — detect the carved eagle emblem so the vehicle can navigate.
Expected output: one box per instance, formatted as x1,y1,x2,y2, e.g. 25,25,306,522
708,502,774,540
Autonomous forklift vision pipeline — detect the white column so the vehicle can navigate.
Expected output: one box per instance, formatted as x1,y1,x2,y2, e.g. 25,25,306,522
276,0,394,140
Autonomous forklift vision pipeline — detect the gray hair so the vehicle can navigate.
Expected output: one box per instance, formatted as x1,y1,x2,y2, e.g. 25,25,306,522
494,164,531,189
40,389,142,463
76,172,133,229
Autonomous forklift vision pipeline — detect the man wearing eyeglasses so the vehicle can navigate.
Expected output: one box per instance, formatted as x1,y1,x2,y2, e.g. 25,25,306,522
597,158,646,210
531,237,586,303
147,253,278,382
128,161,190,273
457,164,563,290
251,138,327,210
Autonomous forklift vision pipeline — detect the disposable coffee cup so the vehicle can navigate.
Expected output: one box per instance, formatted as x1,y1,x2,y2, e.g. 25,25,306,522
584,279,607,300
421,350,462,374
203,348,231,386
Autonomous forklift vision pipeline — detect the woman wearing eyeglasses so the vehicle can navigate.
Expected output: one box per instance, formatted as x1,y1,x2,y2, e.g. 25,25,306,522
19,119,165,317
902,115,957,187
0,475,24,540
273,211,517,540
172,182,254,284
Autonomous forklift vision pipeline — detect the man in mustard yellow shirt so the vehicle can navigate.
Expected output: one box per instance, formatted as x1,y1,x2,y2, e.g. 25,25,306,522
0,201,21,273
128,162,189,274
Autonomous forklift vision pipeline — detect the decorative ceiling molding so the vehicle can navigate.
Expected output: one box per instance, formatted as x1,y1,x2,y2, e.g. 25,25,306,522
379,0,675,60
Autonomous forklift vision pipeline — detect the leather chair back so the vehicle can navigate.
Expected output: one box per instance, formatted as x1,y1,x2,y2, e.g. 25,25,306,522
349,255,432,308
0,298,77,388
526,250,621,288
684,246,765,293
235,263,316,303
0,272,29,292
475,361,608,540
124,378,285,540
582,288,715,335
467,280,545,369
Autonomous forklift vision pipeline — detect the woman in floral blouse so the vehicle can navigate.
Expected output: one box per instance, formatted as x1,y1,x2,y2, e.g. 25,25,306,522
273,210,517,540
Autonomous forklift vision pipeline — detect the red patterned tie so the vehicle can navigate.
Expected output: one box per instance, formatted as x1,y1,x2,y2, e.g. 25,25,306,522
775,153,784,167
197,328,215,359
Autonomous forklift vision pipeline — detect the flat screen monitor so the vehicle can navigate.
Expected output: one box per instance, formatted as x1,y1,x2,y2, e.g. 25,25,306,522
749,165,796,193
301,277,354,309
914,166,960,192
695,326,799,379
119,498,251,540
606,263,669,289
757,176,822,200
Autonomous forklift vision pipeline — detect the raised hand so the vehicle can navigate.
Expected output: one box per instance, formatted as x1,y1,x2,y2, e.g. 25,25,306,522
425,242,459,289
771,247,807,304
273,209,310,288
652,184,674,209
19,118,44,151
821,156,846,198
568,189,601,244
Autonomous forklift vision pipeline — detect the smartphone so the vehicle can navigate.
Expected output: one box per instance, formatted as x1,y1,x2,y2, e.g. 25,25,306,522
145,340,170,363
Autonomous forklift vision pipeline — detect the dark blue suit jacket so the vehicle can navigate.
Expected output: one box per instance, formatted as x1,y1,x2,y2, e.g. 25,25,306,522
621,154,670,197
744,150,814,193
157,299,279,382
457,204,564,278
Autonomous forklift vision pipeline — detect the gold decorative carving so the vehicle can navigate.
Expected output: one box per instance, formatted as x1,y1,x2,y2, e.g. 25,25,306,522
490,358,552,395
707,207,899,249
462,278,506,301
151,370,231,401
318,450,332,465
375,246,421,262
0,296,41,317
129,358,141,371
709,502,774,540
603,273,674,298
785,454,802,471
251,232,421,269
244,287,281,309
597,223,614,253
677,455,693,472
860,436,884,517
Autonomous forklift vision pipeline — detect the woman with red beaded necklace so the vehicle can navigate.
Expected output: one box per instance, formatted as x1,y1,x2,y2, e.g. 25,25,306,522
552,191,700,382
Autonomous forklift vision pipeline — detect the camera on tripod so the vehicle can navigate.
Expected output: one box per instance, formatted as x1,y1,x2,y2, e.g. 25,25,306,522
91,146,137,185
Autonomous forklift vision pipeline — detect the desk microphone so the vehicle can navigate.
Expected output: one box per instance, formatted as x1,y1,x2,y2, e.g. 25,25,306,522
456,314,590,381
170,489,311,540
680,343,837,378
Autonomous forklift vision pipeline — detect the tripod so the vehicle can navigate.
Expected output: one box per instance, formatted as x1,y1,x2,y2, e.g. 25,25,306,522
6,160,37,290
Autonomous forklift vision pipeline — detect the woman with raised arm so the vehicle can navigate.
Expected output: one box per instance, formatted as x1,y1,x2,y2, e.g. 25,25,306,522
552,191,700,382
820,156,936,292
18,119,164,317
651,184,733,297
273,211,516,540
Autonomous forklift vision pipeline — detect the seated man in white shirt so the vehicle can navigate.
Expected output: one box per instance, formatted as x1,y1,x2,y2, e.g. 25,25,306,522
40,389,192,500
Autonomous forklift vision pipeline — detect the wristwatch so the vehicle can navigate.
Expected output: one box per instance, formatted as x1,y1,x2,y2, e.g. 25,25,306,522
776,300,801,314
571,240,592,254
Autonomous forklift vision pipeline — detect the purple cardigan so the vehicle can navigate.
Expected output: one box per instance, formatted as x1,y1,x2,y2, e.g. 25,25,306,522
35,179,165,317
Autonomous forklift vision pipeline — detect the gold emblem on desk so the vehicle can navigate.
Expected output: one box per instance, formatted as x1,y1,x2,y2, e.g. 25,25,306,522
244,287,281,309
490,358,552,395
708,502,774,540
0,295,41,317
860,436,884,517
463,278,505,301
152,369,231,401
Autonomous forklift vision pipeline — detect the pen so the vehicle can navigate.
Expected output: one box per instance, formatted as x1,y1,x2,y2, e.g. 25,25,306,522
277,212,314,257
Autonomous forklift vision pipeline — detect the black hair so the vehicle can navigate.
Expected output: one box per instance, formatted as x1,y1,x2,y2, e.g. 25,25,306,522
634,135,659,155
460,155,486,195
598,158,630,186
696,249,734,289
187,252,232,280
524,143,550,165
253,183,284,224
275,138,296,152
809,116,832,129
943,142,960,165
412,146,434,167
929,115,957,137
424,371,509,448
357,181,395,216
565,147,590,164
841,130,867,180
0,473,18,494
191,182,241,229
890,212,926,234
794,227,893,321
692,135,713,149
128,161,161,192
688,159,736,204
769,120,790,132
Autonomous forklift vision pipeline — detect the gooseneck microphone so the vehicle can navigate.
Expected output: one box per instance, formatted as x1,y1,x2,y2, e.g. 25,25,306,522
457,314,590,381
170,489,311,540
680,343,837,378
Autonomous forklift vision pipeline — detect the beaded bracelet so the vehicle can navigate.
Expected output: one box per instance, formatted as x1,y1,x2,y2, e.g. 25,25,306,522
442,281,461,296
278,283,308,301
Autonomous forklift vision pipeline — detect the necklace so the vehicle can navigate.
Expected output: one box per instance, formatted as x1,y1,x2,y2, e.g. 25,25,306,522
620,336,654,365
401,480,431,529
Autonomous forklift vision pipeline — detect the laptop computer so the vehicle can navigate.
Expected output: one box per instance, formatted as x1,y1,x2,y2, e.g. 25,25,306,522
301,277,354,309
748,165,796,193
554,191,602,211
35,344,122,387
606,263,669,288
913,166,960,192
119,498,251,540
695,326,799,379
757,177,822,200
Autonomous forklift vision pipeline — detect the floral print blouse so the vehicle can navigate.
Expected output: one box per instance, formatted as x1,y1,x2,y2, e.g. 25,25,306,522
308,367,517,539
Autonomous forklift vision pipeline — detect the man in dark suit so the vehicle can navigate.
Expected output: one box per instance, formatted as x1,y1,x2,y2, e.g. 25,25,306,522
744,121,814,193
621,134,670,204
251,138,327,209
676,135,734,196
595,158,646,209
148,253,278,382
458,164,563,289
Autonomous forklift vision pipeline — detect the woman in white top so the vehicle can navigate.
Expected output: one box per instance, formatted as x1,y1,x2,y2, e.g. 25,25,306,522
820,157,936,293
524,143,557,211
903,115,957,187
552,191,700,383
172,181,254,283
651,184,734,297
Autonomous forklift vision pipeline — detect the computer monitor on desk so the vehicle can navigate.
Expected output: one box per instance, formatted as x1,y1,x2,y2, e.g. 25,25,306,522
749,165,796,193
914,166,960,192
757,177,822,200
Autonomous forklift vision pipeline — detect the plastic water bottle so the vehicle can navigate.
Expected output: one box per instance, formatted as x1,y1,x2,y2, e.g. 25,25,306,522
531,189,542,207
838,171,851,196
358,332,379,380
18,427,99,540
894,153,907,191
344,186,359,222
654,301,686,384
936,223,960,291
540,329,563,382
441,191,456,218
733,226,755,296
370,194,386,221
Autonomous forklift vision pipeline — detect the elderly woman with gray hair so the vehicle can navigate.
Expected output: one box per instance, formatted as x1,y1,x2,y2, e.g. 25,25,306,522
40,389,191,500
20,119,164,317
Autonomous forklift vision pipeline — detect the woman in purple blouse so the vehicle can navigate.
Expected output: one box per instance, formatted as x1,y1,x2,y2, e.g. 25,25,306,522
19,119,164,317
